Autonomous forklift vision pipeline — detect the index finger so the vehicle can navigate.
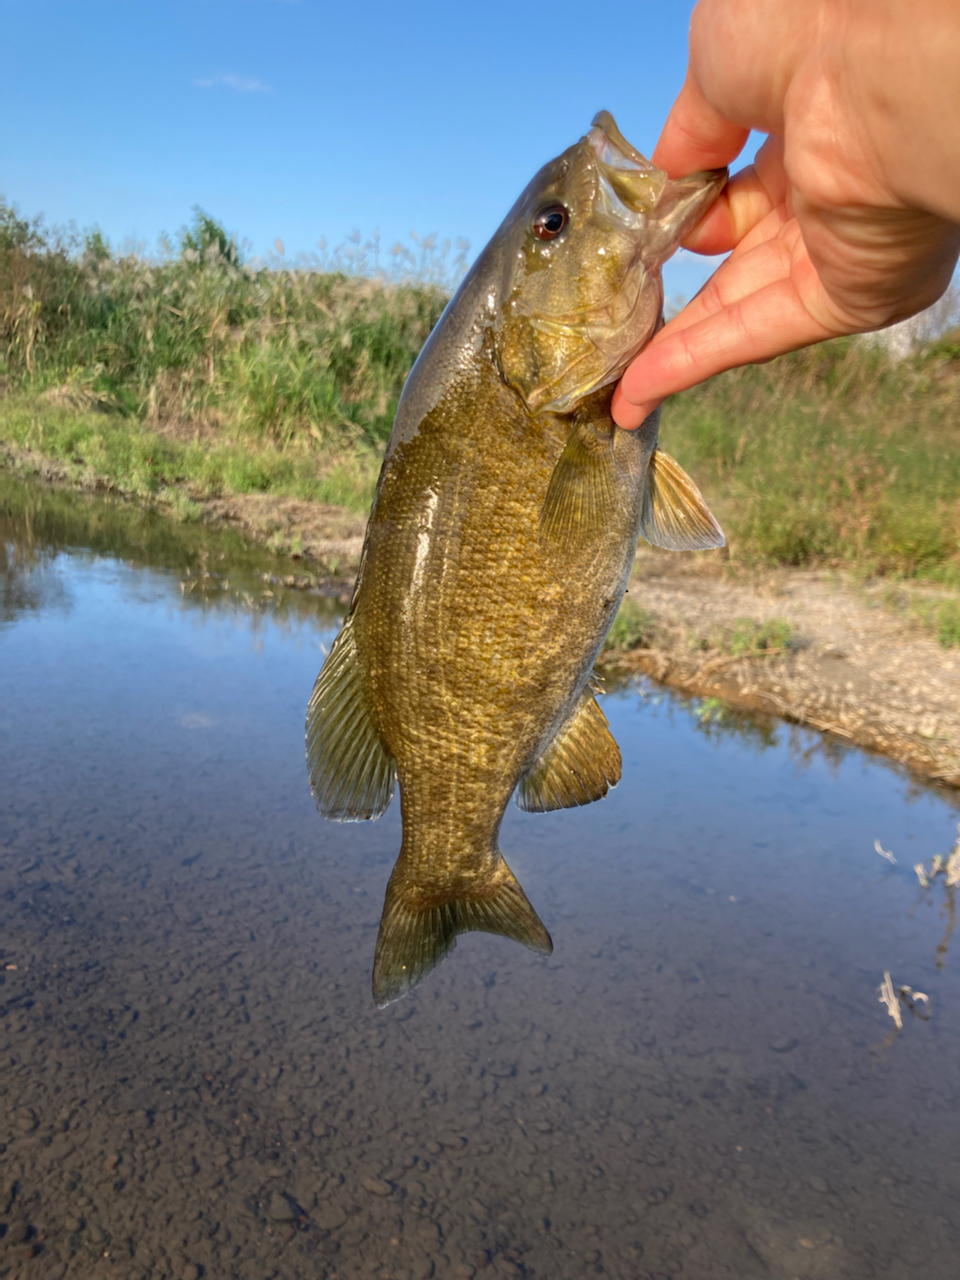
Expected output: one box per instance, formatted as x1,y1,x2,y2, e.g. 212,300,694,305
652,71,751,178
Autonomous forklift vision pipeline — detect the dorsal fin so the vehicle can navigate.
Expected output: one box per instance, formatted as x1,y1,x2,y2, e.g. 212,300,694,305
305,617,396,821
640,447,724,551
517,683,621,813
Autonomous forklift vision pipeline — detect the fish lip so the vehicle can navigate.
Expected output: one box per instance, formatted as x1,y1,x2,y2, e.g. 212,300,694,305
586,110,665,218
589,109,649,170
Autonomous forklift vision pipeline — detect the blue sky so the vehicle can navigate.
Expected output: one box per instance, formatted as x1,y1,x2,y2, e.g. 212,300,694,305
0,0,757,301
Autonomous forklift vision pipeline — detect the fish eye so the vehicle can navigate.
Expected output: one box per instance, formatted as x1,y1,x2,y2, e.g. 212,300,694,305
531,204,569,241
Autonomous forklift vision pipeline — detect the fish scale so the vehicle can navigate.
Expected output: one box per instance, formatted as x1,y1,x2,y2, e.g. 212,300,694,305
306,112,727,1005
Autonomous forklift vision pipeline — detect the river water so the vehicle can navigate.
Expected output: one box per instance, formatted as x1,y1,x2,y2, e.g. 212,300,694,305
2,476,960,1280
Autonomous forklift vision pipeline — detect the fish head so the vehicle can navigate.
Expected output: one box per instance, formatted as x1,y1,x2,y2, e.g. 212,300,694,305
493,110,726,414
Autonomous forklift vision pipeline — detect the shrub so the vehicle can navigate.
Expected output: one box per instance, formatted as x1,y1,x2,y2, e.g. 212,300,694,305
660,336,960,580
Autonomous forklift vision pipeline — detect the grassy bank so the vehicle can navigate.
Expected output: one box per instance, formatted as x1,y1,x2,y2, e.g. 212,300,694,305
0,392,382,515
3,197,960,585
0,203,452,448
660,332,960,583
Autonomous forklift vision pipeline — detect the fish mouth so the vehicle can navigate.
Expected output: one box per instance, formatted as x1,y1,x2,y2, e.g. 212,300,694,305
587,110,666,215
589,110,651,169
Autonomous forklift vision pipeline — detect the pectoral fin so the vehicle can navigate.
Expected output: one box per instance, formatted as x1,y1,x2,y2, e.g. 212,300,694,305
517,683,621,812
640,448,725,551
305,617,396,821
539,420,618,552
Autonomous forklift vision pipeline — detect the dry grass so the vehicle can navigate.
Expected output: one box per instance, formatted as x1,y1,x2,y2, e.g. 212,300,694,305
0,202,459,450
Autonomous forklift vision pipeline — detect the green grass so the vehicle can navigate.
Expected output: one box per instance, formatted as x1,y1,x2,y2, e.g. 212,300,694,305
4,195,960,585
660,336,960,581
605,598,657,650
723,617,795,657
0,393,380,512
909,597,960,648
872,582,960,648
0,202,451,452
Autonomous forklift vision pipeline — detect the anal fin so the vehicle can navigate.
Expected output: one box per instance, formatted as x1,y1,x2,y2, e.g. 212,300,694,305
517,683,621,813
306,617,396,821
640,447,725,550
372,859,552,1007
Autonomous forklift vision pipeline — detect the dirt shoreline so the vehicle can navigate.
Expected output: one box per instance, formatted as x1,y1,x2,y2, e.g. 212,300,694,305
607,552,960,791
5,449,959,791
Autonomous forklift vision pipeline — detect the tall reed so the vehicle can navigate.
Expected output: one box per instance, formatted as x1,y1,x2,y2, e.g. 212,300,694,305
0,202,460,449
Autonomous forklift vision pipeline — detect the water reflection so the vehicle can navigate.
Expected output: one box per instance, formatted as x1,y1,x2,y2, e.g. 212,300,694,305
1,535,70,625
603,675,784,754
609,674,951,802
3,475,960,1279
0,471,344,631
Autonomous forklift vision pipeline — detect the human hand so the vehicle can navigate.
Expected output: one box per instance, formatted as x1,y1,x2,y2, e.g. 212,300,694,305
612,0,960,429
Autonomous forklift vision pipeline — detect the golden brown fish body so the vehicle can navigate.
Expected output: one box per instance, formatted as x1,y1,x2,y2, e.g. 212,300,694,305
307,113,726,1004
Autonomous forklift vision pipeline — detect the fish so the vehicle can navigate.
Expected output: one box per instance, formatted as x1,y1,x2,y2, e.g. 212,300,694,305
307,111,727,1006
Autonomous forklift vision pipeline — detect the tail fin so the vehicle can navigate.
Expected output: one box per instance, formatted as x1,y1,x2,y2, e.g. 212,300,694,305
372,858,553,1007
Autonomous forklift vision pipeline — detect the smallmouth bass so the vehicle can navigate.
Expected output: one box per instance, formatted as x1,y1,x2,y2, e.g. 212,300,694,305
307,112,726,1005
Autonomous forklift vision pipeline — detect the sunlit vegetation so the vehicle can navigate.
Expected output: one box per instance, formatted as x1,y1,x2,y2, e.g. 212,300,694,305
0,201,460,509
604,598,657,650
722,617,796,658
660,330,960,584
3,196,960,592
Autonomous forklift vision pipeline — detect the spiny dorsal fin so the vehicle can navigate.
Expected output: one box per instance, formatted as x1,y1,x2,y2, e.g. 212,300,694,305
305,618,396,821
640,448,725,551
517,683,622,813
372,859,553,1006
539,419,618,552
